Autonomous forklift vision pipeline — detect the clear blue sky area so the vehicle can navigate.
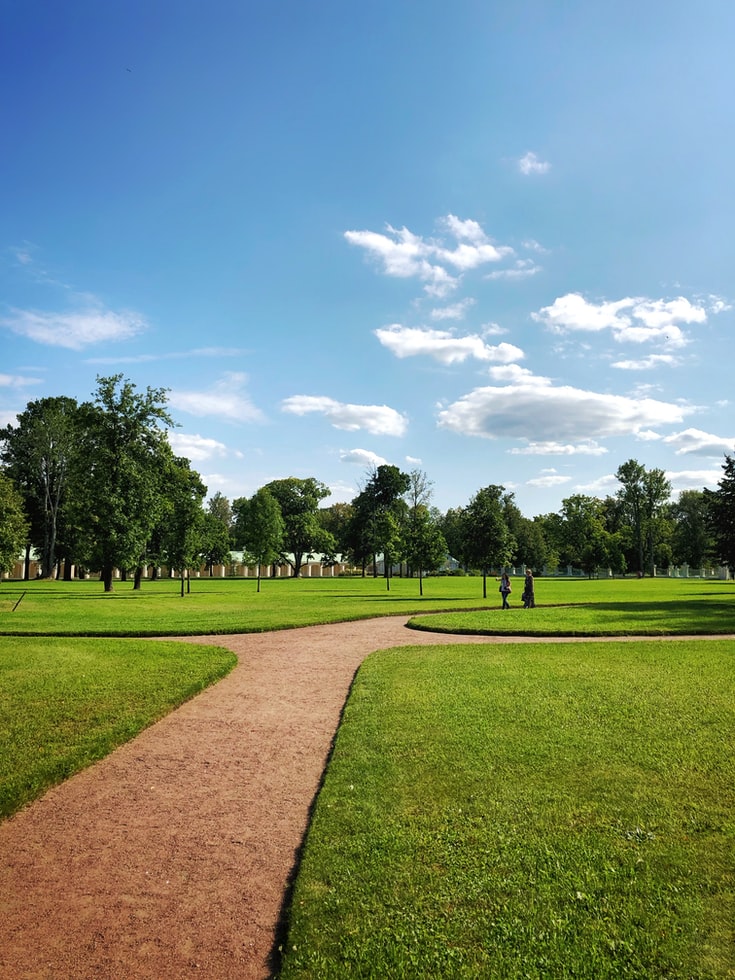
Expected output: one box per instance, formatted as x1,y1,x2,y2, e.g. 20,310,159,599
2,0,734,515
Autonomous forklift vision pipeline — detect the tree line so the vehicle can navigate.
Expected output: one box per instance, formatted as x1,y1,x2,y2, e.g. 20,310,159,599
1,376,734,590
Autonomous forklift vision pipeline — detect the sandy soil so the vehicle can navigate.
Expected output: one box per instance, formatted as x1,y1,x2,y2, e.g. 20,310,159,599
0,618,729,979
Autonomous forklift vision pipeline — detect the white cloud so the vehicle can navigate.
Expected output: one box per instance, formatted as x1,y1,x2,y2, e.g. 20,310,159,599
1,305,147,350
509,440,608,456
526,473,572,488
168,373,265,423
0,372,42,388
485,259,542,281
488,364,549,383
574,474,621,496
663,428,735,457
430,298,475,321
168,432,229,463
437,381,688,443
533,293,708,347
667,469,724,493
612,354,681,370
375,324,524,366
518,152,551,175
345,215,514,297
405,455,422,464
339,448,388,466
87,346,248,366
282,395,408,436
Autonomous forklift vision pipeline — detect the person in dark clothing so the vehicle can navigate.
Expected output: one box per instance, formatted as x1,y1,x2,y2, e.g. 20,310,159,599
522,568,535,608
499,572,512,609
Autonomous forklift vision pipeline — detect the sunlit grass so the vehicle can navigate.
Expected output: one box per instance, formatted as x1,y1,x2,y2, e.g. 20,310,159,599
0,575,731,637
281,640,735,979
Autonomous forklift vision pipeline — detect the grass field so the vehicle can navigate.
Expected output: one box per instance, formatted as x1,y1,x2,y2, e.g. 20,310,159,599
1,573,733,976
280,640,735,979
0,573,732,636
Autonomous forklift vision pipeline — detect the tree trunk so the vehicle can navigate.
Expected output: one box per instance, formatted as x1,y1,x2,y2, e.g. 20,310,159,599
23,542,31,581
102,564,114,592
133,567,143,590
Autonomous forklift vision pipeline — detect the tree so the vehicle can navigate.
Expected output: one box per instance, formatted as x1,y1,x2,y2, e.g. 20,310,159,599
318,501,354,566
462,485,515,598
558,494,612,576
71,375,174,591
262,477,333,576
0,396,79,578
403,504,447,595
0,471,28,576
669,490,714,569
350,465,410,589
438,506,467,568
705,452,735,574
615,459,671,575
200,493,233,575
236,488,285,592
159,457,207,596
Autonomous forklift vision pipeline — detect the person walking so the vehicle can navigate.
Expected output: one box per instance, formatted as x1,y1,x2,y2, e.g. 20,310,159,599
522,568,535,608
499,572,512,609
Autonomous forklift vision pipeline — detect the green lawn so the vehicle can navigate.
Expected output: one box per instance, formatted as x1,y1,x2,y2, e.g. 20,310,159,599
280,640,735,979
1,572,733,977
0,574,732,636
0,637,235,819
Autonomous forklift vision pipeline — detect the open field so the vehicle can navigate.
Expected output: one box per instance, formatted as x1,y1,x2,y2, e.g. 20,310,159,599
1,575,733,977
281,639,735,979
0,574,732,636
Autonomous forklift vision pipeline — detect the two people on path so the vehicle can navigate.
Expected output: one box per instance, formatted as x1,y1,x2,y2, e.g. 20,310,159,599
499,569,536,610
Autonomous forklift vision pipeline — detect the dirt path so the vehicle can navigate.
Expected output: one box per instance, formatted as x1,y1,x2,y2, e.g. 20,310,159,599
0,619,730,979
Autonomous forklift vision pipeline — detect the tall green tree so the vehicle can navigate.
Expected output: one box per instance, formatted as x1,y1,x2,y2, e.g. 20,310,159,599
160,457,207,596
669,489,715,569
0,396,79,578
615,459,671,575
0,471,28,576
263,477,334,576
200,493,233,575
705,452,735,574
350,465,410,588
72,375,174,591
462,485,515,599
235,488,285,591
403,504,447,595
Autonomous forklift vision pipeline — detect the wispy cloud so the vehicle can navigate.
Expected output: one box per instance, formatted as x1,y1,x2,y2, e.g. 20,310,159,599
168,432,230,462
0,372,43,388
510,440,608,456
1,305,147,350
168,373,265,423
612,354,682,370
526,473,571,488
344,215,514,297
339,448,388,467
518,151,551,175
485,259,541,281
282,395,408,436
375,324,524,366
86,346,248,365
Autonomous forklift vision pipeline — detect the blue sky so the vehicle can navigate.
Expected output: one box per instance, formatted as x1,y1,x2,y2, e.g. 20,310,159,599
2,0,734,517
